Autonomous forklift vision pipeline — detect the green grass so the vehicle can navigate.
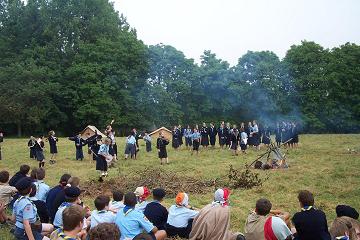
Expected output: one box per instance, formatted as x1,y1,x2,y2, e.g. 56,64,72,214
0,134,359,239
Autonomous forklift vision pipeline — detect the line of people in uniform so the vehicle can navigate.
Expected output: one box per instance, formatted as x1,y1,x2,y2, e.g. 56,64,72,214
168,120,299,155
1,166,359,240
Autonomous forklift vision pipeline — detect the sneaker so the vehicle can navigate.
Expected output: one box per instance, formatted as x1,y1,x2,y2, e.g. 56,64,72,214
98,177,103,182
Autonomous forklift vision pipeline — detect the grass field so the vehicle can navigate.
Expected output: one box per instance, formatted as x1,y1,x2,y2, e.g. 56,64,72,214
0,134,359,239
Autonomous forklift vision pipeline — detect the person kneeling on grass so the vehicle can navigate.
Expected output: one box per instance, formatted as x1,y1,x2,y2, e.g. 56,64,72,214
189,188,245,240
50,205,86,240
166,192,199,239
245,198,291,240
115,192,167,240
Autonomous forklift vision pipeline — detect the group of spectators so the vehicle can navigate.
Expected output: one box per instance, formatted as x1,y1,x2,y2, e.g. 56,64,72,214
0,164,359,240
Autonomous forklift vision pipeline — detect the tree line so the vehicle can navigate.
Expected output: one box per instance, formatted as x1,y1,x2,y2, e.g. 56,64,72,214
0,0,359,136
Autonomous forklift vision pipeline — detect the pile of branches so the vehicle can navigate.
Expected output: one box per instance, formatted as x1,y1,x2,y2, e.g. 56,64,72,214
82,167,215,198
82,165,269,198
226,164,269,189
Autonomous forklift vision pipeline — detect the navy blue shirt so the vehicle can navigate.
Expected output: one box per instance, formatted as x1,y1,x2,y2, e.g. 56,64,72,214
9,172,27,187
144,201,168,230
292,208,331,240
46,185,63,222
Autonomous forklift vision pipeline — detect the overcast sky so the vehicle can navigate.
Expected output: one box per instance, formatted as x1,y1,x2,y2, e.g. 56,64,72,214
113,0,360,66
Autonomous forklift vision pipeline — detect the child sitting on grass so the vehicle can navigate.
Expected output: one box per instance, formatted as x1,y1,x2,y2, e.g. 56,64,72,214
109,190,125,213
0,170,17,206
50,205,86,240
90,195,116,228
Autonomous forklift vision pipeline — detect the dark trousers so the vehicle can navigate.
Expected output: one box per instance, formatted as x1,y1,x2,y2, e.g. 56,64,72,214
166,219,194,239
146,142,152,152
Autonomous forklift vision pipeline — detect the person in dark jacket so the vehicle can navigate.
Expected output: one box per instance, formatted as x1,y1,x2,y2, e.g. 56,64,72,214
157,132,169,165
46,174,71,223
208,123,217,148
292,190,331,240
218,122,226,149
144,188,168,230
27,136,37,160
9,165,30,187
50,176,80,222
48,130,58,164
200,123,209,148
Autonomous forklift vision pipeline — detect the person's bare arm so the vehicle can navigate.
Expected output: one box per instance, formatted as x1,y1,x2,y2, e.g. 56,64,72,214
23,219,35,240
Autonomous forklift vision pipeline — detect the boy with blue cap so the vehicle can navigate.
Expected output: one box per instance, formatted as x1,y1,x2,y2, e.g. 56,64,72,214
53,186,82,229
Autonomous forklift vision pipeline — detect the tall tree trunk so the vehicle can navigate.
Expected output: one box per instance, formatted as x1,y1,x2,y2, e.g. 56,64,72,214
17,122,22,137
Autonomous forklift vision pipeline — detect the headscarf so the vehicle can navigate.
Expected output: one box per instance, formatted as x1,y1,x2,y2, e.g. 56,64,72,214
176,192,189,207
134,186,150,202
212,188,230,206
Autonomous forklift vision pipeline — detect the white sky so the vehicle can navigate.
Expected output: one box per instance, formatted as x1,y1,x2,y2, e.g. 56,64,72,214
113,0,360,66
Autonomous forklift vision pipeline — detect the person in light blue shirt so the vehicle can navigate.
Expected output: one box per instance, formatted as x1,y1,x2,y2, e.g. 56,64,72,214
11,177,42,240
96,138,111,182
183,126,193,149
124,134,136,159
191,128,201,155
109,190,125,213
34,168,49,202
166,192,198,238
90,195,116,229
115,192,167,240
53,187,82,229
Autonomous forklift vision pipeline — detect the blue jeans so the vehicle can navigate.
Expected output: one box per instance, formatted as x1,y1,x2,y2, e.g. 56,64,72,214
13,226,42,240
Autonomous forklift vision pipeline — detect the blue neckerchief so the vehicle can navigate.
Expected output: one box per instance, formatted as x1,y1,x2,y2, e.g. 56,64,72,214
60,202,73,208
123,205,134,214
336,236,350,240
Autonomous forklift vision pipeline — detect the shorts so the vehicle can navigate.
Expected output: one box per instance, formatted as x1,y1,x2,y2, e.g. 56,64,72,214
13,226,42,240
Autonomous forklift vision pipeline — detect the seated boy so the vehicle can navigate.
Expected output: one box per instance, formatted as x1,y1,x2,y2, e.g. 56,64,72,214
245,198,291,240
53,186,83,228
50,205,86,240
90,195,116,228
9,165,31,187
292,190,331,240
109,190,125,213
89,223,120,240
0,170,17,205
144,188,168,230
34,168,50,202
29,184,49,223
115,192,167,240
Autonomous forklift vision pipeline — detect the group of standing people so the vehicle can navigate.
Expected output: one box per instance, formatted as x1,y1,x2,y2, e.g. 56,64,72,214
167,120,299,156
27,131,58,168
